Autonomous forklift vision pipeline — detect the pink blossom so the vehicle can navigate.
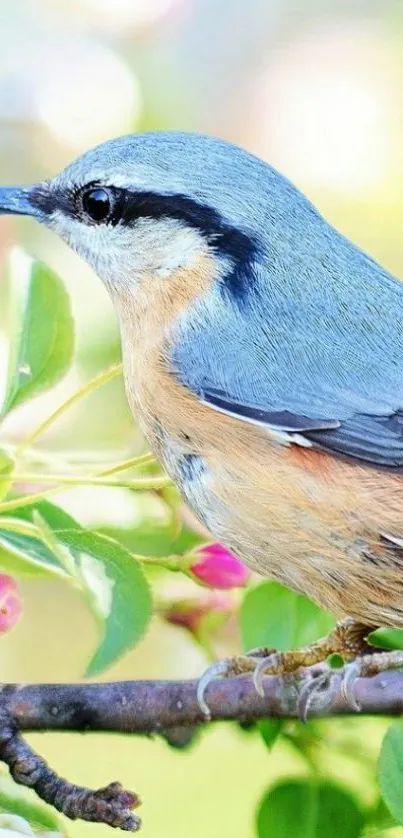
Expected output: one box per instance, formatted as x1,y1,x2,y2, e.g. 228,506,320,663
0,575,22,634
163,591,233,633
189,543,250,589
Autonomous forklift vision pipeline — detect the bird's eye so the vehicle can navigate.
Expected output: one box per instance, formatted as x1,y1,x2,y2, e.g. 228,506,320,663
81,187,112,223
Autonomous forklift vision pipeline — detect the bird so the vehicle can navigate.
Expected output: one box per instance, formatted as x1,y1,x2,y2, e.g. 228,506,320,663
1,131,403,716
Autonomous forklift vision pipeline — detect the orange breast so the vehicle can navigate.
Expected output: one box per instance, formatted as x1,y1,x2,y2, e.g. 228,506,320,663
110,262,403,630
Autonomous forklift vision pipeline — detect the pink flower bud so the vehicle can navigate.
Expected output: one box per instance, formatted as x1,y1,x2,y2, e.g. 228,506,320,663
163,591,233,633
189,543,250,589
0,575,22,634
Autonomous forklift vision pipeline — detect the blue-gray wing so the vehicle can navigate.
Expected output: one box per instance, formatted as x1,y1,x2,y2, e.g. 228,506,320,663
171,247,403,468
198,388,403,467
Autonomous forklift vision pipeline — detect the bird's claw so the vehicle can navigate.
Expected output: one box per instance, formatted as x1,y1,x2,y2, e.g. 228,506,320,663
197,655,344,720
253,653,281,697
296,660,365,720
197,642,403,721
196,659,232,718
340,660,362,711
296,666,334,722
296,656,369,719
196,651,270,716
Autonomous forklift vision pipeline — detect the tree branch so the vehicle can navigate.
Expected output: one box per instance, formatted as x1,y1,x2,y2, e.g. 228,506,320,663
1,668,403,831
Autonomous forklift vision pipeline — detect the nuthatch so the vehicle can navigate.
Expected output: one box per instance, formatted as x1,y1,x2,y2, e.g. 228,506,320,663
2,131,403,714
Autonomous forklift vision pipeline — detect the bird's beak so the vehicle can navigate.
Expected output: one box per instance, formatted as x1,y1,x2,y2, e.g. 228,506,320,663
0,185,44,219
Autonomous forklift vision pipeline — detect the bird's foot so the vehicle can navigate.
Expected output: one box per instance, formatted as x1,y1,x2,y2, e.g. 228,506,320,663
197,617,377,719
298,647,403,719
196,652,271,718
339,648,403,710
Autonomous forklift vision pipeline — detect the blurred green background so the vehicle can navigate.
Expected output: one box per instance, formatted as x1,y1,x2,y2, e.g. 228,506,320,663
1,1,403,836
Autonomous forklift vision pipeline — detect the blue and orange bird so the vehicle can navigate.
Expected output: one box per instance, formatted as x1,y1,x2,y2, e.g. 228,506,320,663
2,132,403,713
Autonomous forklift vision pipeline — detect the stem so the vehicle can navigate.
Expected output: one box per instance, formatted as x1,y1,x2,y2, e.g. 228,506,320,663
98,452,155,476
9,447,69,470
0,452,164,514
11,473,171,490
0,487,70,514
133,553,184,570
16,363,123,455
194,627,217,661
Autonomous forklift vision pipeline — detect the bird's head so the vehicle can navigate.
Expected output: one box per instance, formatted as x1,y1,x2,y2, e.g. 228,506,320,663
0,132,318,309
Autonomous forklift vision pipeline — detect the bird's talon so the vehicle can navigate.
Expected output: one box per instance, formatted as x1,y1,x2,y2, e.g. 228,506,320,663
297,671,328,722
340,661,362,711
252,656,273,697
196,659,232,717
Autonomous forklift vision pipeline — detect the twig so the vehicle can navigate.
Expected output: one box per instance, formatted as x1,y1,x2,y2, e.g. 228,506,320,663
1,669,403,830
16,363,123,454
0,709,141,831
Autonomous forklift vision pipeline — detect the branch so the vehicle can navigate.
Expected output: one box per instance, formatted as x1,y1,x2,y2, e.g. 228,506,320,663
0,708,141,831
1,669,403,831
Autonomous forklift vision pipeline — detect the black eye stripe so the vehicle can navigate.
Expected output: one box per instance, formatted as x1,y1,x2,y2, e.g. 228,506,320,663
29,181,259,304
111,189,259,305
31,180,255,251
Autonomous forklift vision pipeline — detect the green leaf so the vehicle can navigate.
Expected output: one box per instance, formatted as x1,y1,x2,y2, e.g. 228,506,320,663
2,254,74,415
365,796,397,831
0,502,83,577
256,779,364,838
379,720,403,825
0,526,70,579
102,520,199,559
258,719,283,749
0,776,61,832
161,726,200,750
3,498,82,531
240,581,334,652
57,529,152,676
370,627,403,651
0,447,14,502
240,583,333,750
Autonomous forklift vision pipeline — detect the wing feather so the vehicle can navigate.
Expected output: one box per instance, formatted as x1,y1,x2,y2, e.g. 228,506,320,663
171,237,403,469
